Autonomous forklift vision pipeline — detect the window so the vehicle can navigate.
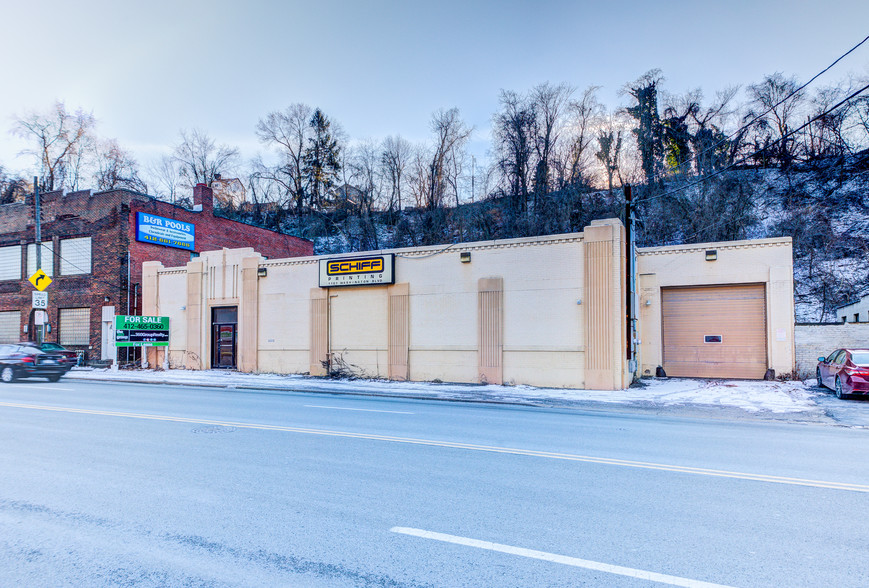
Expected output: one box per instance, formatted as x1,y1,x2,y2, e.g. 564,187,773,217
60,237,92,275
0,246,21,281
27,242,54,277
0,311,19,343
851,352,869,366
856,313,861,323
59,308,90,346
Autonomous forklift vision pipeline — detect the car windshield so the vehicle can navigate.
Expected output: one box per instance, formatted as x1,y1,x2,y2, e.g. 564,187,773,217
850,352,869,366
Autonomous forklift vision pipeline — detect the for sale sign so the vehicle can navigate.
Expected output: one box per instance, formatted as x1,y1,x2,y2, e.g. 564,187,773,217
115,315,170,347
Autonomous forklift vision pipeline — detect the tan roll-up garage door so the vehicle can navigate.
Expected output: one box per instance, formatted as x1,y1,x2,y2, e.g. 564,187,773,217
662,284,767,379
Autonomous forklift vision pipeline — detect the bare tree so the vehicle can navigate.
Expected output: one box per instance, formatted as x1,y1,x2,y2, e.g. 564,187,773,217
12,101,96,191
408,146,432,209
94,139,146,192
744,72,806,167
803,85,850,160
426,108,471,210
555,86,603,189
0,166,29,204
531,82,573,200
256,103,313,213
380,135,412,214
596,127,623,197
684,87,739,175
493,90,535,211
173,128,239,188
146,155,182,203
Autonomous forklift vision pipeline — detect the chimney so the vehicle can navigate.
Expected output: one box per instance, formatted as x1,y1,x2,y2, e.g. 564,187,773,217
192,183,213,214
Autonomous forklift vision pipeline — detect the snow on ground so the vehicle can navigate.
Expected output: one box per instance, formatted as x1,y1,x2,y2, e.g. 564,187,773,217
65,368,820,415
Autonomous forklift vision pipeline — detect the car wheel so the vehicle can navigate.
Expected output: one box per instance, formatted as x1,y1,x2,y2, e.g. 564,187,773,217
47,374,61,383
816,368,824,389
835,377,848,400
0,366,16,383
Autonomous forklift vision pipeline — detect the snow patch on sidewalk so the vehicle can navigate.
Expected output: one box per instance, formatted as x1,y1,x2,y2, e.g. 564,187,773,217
66,368,820,414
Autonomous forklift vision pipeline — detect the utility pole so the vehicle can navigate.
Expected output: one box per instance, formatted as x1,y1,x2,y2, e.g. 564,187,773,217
624,184,635,366
33,176,44,344
34,176,41,271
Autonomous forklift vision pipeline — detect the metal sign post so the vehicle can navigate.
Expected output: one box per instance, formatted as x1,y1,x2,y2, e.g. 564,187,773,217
114,315,170,370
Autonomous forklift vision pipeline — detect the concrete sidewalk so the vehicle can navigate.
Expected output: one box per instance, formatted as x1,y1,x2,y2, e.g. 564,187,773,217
62,367,869,427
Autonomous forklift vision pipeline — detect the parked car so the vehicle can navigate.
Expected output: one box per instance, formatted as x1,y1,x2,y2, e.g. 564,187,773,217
816,348,869,399
0,344,70,383
21,341,80,367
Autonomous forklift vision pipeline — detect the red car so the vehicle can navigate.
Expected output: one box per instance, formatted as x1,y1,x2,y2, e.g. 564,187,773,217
816,348,869,399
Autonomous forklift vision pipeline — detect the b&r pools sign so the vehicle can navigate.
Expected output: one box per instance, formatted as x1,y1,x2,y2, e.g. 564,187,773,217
136,212,195,251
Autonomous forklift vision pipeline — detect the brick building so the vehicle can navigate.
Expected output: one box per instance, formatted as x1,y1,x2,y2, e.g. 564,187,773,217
0,184,312,363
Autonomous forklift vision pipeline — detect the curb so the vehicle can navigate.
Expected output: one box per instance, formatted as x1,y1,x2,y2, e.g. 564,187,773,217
63,372,836,425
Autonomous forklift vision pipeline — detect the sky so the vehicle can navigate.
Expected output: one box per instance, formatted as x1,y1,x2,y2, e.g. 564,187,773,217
2,0,868,186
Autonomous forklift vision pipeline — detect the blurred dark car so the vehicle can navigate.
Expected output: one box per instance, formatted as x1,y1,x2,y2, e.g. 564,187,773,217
21,341,80,367
0,344,70,383
816,348,869,399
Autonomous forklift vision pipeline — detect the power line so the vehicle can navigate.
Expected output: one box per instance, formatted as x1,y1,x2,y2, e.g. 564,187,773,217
642,81,869,205
665,34,869,179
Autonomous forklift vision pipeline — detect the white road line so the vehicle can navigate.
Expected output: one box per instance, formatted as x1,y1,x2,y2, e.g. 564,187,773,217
4,385,74,391
1,401,868,493
390,527,735,588
304,405,414,414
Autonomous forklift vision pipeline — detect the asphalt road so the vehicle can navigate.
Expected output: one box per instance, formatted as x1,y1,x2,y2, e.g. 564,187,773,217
1,379,868,587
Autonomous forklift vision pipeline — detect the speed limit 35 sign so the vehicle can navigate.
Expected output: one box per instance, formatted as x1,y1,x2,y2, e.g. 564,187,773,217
32,291,48,309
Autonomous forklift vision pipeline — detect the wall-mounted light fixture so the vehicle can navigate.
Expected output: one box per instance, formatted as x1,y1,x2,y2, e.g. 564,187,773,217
460,251,471,263
645,299,652,306
705,249,717,261
104,296,110,303
257,267,268,277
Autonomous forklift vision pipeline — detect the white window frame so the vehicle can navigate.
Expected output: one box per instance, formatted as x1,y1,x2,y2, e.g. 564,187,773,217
0,245,22,281
60,237,92,275
0,310,19,343
27,242,55,278
59,308,91,346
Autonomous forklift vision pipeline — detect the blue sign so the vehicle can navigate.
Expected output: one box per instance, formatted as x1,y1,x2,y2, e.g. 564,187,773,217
136,212,195,251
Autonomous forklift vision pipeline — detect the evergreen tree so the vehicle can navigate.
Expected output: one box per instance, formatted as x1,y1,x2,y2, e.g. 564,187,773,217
625,70,664,188
302,108,341,210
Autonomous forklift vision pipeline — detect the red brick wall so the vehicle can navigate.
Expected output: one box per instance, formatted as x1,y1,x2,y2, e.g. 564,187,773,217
0,187,312,360
129,192,312,283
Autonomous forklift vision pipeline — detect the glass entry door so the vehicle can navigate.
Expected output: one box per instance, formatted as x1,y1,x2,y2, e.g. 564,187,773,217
211,307,238,369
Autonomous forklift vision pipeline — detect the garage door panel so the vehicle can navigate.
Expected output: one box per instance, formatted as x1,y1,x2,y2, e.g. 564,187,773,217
662,285,767,379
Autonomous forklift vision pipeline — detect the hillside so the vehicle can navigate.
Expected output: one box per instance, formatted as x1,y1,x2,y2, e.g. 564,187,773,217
216,152,869,323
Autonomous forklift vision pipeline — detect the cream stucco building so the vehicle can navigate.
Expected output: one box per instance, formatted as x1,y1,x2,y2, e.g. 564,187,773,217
141,218,794,390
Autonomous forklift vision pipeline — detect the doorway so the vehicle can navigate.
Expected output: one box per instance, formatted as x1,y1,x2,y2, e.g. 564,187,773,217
211,306,238,369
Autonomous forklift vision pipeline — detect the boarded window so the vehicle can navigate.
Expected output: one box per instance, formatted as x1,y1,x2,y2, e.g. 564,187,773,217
0,311,19,343
60,237,92,275
27,242,55,277
0,246,21,281
59,308,91,346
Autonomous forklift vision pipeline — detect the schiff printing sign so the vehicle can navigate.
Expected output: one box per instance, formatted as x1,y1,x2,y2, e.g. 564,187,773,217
319,254,394,287
136,212,195,251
